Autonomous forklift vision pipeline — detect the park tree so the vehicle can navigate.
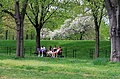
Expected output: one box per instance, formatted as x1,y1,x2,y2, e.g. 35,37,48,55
26,0,70,51
50,15,95,40
68,15,94,40
67,0,105,57
86,0,105,58
104,0,120,62
1,0,28,57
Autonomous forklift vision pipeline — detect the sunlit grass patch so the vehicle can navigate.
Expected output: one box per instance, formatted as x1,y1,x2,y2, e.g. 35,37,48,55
0,54,120,79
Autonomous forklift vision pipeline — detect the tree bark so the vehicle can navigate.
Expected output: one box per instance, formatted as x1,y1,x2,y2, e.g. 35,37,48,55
16,21,21,57
36,27,41,51
15,0,28,57
26,33,29,40
105,0,120,62
93,13,100,58
80,31,85,40
95,27,99,58
2,0,28,57
20,21,24,57
30,32,34,40
5,30,8,40
88,0,104,58
116,0,120,61
12,34,14,40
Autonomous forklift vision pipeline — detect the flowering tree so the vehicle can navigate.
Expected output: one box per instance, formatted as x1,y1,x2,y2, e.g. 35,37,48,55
49,15,94,40
40,28,52,40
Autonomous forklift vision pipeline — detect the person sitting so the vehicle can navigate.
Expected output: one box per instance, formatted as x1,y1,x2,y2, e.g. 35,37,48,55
39,46,46,57
53,46,62,58
46,46,53,57
53,45,57,52
57,47,62,56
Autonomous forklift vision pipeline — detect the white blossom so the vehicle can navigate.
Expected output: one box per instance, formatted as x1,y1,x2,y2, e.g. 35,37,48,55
47,15,94,40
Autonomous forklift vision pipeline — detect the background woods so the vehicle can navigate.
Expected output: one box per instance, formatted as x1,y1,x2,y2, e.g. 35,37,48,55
0,0,119,62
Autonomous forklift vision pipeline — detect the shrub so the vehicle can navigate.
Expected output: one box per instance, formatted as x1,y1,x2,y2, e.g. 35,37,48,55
93,58,109,65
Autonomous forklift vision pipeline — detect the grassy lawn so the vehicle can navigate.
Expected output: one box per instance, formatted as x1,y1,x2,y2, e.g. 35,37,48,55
0,54,120,79
0,40,117,79
0,40,111,59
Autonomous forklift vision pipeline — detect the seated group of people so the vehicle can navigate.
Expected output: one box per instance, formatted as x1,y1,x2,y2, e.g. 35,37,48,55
38,45,62,58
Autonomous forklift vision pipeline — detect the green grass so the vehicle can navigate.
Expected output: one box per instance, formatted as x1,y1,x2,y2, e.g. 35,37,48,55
0,40,111,59
0,54,120,79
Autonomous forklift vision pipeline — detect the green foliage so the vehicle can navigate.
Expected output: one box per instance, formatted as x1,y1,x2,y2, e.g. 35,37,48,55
0,0,109,41
100,21,109,40
0,54,120,79
93,58,109,65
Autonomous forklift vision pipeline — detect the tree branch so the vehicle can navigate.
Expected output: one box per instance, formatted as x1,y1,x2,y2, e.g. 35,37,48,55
2,10,15,19
26,12,36,27
92,11,98,29
29,3,36,16
15,0,20,20
44,0,54,10
21,0,28,20
43,0,69,24
43,0,55,20
98,3,105,27
43,9,57,24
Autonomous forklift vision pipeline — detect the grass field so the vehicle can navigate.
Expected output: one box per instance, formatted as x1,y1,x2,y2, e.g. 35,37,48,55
0,54,120,79
0,40,111,59
0,40,120,79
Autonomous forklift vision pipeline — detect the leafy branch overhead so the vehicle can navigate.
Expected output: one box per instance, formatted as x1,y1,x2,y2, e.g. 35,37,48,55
26,0,70,28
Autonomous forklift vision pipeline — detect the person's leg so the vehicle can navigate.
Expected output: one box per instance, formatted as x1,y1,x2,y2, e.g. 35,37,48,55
52,52,55,58
38,51,40,57
56,53,58,58
46,51,49,57
41,50,44,57
43,50,46,57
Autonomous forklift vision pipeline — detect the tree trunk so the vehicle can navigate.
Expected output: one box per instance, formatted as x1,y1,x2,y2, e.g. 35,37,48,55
16,22,21,57
20,21,24,57
36,28,41,51
2,0,28,57
111,0,120,62
110,13,118,62
12,34,14,40
30,32,34,40
104,0,120,62
26,33,28,40
15,19,24,57
15,0,28,57
80,33,83,40
95,28,99,58
80,31,85,40
93,15,100,58
5,30,8,40
116,1,120,61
